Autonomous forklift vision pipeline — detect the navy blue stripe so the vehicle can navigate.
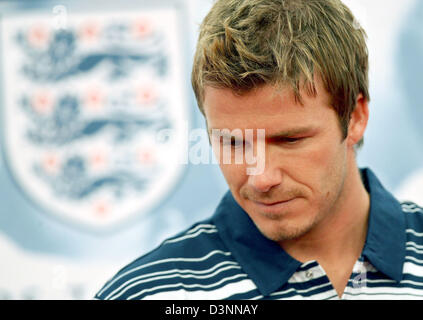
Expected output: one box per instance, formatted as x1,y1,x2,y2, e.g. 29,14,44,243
125,274,250,300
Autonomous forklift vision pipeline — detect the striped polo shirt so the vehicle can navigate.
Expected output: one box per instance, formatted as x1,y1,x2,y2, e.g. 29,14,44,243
95,168,423,300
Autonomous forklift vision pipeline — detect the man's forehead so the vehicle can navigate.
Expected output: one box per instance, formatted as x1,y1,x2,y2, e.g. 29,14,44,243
203,83,330,119
203,75,328,103
203,85,292,108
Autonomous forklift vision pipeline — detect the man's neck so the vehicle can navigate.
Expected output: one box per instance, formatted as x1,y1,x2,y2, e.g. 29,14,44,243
279,164,370,297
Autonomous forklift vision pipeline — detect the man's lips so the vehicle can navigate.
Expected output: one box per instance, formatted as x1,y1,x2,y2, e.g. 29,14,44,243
251,198,296,206
248,197,301,218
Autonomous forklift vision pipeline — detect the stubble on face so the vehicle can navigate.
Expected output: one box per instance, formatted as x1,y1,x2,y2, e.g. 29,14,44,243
239,158,348,243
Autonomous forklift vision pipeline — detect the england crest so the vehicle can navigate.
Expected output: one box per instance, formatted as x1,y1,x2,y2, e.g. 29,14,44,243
0,6,190,230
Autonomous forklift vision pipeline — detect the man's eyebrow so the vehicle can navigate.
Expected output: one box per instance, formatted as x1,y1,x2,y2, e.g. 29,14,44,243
266,126,317,140
207,128,244,138
207,127,316,139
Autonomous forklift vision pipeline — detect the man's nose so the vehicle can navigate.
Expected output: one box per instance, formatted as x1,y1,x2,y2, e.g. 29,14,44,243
246,151,282,193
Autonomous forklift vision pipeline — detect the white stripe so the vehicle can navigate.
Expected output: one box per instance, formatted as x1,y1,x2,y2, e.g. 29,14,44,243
142,279,257,300
125,273,248,300
354,278,423,287
300,260,316,268
97,250,231,296
405,255,423,264
406,229,423,237
401,201,416,206
107,264,243,300
402,202,420,208
402,206,422,212
403,261,423,277
281,289,338,300
161,224,217,244
343,292,423,300
163,229,218,245
344,285,423,299
403,207,423,213
270,282,332,297
401,203,423,213
186,224,217,234
399,280,423,287
406,246,423,255
406,241,423,250
104,260,239,299
355,279,395,284
401,202,421,208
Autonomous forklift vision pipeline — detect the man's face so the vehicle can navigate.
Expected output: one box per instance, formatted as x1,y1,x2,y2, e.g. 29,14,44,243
203,80,351,242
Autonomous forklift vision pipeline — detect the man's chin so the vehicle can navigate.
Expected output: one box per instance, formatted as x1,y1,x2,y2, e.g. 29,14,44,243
260,228,305,242
254,218,317,243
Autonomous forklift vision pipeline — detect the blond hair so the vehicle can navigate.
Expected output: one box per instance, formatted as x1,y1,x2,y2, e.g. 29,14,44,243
191,0,369,139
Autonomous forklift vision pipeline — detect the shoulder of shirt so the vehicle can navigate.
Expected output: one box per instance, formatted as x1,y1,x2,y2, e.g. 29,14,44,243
400,200,423,233
94,218,239,300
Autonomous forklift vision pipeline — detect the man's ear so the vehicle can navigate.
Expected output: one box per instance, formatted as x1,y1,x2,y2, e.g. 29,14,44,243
347,93,369,148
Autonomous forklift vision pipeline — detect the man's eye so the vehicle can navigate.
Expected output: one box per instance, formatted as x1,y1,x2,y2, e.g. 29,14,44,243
281,137,304,144
231,137,244,148
222,137,244,148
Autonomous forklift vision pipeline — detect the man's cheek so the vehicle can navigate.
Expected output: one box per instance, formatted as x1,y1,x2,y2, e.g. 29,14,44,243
220,164,246,189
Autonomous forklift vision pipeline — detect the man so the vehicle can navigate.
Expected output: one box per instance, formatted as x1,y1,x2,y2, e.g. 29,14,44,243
95,0,423,300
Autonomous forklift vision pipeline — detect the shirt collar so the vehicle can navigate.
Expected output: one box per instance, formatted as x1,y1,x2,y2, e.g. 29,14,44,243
212,168,406,296
361,168,406,282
